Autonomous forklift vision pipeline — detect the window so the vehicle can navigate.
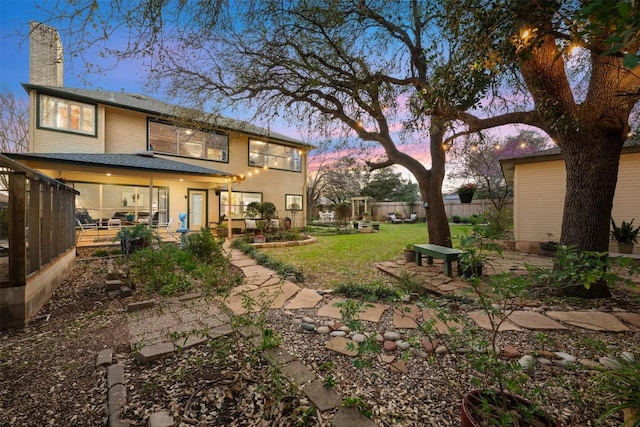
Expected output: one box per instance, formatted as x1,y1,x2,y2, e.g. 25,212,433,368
38,94,96,135
249,139,301,172
285,194,303,211
149,120,228,162
219,191,262,219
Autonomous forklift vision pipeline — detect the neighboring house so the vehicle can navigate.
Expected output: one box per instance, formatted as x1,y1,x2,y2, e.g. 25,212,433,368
7,23,311,237
500,141,640,253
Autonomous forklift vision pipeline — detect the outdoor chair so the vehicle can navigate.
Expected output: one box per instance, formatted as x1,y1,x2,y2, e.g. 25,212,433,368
106,218,122,239
208,214,226,228
404,213,418,223
389,214,403,224
157,217,174,236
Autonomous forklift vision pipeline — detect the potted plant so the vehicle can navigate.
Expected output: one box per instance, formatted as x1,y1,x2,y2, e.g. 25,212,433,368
538,233,559,257
611,218,640,254
116,223,159,255
245,201,277,232
403,243,416,263
458,274,559,427
457,229,503,278
253,221,266,243
457,183,476,204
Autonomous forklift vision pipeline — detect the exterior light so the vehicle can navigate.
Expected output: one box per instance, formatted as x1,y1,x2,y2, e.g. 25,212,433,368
106,173,111,176
519,142,527,149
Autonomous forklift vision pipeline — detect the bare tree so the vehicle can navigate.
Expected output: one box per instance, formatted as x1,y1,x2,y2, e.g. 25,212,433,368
0,89,29,190
0,89,29,154
42,0,497,246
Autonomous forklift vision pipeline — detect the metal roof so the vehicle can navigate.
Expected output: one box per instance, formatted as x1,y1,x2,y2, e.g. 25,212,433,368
22,83,309,147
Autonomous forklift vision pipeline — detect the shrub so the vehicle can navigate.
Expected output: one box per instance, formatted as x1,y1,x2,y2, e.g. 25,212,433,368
185,227,225,264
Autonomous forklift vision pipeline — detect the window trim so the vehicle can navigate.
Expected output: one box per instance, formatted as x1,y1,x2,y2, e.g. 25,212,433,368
285,194,303,211
219,191,263,220
248,138,302,172
147,118,229,163
36,93,97,137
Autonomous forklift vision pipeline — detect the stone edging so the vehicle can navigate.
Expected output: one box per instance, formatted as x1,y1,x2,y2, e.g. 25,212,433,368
250,235,317,248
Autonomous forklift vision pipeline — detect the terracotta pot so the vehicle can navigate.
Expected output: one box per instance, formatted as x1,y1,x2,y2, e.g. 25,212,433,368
404,249,416,263
461,389,558,427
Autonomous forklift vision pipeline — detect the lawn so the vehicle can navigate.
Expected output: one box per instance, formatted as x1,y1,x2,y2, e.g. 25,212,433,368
262,222,470,288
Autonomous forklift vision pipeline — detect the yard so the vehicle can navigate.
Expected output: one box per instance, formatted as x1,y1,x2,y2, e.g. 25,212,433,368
263,222,469,288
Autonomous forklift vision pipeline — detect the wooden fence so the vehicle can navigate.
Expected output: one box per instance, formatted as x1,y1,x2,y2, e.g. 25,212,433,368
0,154,78,328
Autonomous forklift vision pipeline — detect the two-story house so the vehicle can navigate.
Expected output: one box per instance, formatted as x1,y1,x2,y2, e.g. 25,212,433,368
8,23,311,238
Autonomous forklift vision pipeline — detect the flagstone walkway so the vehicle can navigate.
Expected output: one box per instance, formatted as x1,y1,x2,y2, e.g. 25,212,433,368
121,245,640,427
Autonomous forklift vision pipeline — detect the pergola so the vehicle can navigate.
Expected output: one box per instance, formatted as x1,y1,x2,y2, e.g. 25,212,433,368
350,196,373,220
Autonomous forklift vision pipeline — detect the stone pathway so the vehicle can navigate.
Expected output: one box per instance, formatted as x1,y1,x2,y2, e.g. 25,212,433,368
110,246,639,427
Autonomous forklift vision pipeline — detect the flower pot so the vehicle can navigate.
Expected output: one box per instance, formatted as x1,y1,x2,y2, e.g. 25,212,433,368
617,242,635,254
404,249,416,263
461,389,558,427
253,236,266,243
538,243,558,257
458,262,483,278
458,193,474,203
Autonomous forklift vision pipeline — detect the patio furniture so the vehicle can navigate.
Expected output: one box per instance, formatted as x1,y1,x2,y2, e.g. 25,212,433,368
389,214,402,224
404,213,418,223
106,218,122,239
413,243,465,277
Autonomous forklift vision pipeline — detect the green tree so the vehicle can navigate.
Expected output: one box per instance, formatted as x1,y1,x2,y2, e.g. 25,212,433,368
445,1,640,297
361,168,419,203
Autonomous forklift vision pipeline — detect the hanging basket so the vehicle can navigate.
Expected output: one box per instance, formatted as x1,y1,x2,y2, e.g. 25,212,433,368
458,193,474,204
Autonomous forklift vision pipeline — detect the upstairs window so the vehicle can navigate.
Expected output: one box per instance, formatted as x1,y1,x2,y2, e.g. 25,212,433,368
38,94,96,136
148,120,228,162
249,139,301,172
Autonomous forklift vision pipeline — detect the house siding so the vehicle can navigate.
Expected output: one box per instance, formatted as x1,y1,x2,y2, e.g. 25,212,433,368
104,107,148,153
513,152,640,253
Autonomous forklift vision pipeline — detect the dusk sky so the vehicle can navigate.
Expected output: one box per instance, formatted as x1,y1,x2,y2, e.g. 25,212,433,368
0,1,535,190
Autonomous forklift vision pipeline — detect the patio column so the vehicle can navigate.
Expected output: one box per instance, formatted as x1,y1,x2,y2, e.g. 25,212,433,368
227,181,232,237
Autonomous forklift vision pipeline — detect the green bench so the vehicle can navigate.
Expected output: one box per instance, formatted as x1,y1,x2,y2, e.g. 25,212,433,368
413,244,465,277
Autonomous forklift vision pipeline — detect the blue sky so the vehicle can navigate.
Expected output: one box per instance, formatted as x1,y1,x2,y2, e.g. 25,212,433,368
0,1,150,97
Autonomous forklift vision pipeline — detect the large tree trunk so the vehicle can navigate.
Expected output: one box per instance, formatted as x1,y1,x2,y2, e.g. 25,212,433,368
556,131,624,298
423,117,451,247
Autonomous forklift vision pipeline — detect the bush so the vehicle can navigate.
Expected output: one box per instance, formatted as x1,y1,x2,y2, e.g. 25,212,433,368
334,281,400,302
184,227,225,264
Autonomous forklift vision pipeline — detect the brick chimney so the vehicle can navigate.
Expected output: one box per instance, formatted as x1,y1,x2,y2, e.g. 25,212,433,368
29,22,63,86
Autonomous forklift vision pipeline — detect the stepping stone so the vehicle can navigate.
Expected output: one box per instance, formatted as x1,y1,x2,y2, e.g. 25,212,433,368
467,311,522,331
147,411,175,427
248,281,300,309
96,349,114,367
280,360,316,384
389,360,408,374
422,308,465,334
134,342,175,363
241,265,276,279
325,336,359,357
285,288,323,309
174,333,208,349
393,304,421,329
546,311,629,332
231,258,257,267
507,311,568,330
208,323,233,339
317,299,387,322
615,312,640,328
229,284,258,296
333,406,378,427
262,347,296,366
302,379,342,412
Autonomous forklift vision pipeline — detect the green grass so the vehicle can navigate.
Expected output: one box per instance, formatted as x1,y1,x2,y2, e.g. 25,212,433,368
262,223,470,287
